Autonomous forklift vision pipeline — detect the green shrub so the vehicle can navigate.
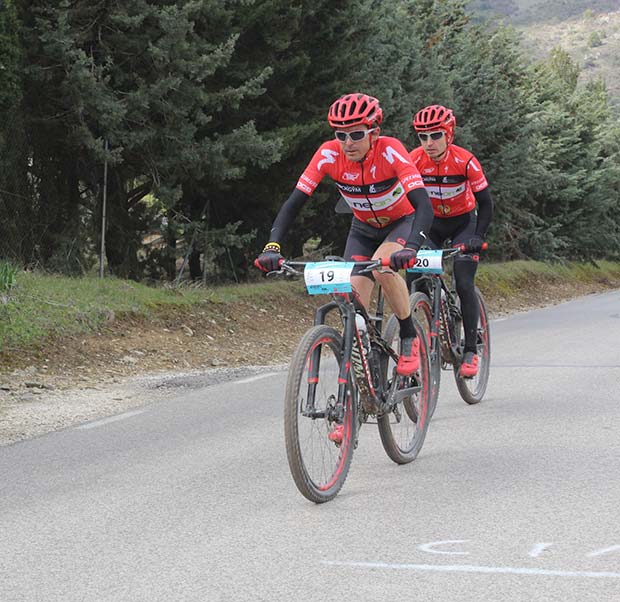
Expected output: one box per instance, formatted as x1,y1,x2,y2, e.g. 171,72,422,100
0,261,17,294
588,31,603,48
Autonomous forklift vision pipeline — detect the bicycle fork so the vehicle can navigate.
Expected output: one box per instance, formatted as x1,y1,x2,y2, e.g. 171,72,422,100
302,307,379,420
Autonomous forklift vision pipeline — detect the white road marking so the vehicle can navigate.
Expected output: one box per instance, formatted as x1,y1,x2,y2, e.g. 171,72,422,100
418,540,469,555
529,542,553,558
75,409,146,430
588,545,620,558
235,373,278,385
322,561,620,579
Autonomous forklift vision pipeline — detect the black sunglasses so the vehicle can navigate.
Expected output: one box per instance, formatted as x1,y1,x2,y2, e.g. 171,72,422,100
418,131,445,142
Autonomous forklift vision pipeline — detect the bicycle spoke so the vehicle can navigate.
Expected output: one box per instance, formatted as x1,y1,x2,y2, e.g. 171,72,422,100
284,325,357,502
409,291,440,417
454,288,491,404
376,315,431,464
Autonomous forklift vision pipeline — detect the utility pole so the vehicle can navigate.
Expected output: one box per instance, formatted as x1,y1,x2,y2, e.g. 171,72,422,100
99,139,109,278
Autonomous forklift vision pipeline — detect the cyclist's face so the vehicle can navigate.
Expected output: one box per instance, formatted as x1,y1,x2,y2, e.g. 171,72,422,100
419,129,448,161
335,125,377,161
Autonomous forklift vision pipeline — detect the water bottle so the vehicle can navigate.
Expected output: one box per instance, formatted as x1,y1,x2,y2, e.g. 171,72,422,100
355,313,371,356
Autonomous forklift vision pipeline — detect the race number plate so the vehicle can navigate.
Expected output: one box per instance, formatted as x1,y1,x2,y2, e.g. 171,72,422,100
406,249,444,274
304,262,355,295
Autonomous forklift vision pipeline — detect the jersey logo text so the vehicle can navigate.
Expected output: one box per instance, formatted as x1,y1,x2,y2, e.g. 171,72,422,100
382,146,409,165
317,149,339,171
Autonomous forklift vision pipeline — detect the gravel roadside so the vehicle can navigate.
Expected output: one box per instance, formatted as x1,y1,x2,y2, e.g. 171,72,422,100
0,365,286,446
1,281,616,446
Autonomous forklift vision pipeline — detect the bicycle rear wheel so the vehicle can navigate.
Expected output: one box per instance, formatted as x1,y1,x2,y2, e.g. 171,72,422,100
454,287,491,404
284,325,358,503
409,291,440,417
377,315,431,464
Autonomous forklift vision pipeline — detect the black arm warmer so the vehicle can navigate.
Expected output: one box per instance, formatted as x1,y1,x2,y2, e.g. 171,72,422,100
405,188,434,250
268,188,310,244
473,187,493,238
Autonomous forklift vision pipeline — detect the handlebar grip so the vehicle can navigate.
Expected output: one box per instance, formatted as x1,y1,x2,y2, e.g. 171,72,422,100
380,257,391,267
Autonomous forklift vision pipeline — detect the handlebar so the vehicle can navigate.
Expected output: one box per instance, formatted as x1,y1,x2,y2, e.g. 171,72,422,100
266,244,488,276
275,258,388,277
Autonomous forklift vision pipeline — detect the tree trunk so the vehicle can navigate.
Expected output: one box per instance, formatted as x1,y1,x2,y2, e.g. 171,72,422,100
105,170,141,280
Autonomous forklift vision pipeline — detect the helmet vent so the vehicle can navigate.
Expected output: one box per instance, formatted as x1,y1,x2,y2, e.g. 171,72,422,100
327,93,383,129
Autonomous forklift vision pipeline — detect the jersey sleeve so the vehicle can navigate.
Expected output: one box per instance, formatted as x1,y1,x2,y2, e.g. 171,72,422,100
295,142,337,195
381,137,425,192
466,155,488,192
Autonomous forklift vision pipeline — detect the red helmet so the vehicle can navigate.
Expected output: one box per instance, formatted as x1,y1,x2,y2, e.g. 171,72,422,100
413,105,456,142
328,93,383,129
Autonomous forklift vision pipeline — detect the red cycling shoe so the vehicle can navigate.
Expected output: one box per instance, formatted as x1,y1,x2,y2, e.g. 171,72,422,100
328,424,344,445
460,352,479,378
396,337,420,376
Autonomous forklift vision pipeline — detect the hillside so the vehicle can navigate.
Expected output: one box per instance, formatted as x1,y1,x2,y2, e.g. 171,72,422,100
519,10,620,106
468,3,620,107
469,0,619,25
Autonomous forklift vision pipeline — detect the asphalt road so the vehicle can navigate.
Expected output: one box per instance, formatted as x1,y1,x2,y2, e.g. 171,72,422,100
1,291,619,602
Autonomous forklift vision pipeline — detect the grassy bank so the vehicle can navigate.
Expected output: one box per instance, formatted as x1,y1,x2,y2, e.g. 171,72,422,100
0,271,305,353
0,260,619,355
477,259,620,298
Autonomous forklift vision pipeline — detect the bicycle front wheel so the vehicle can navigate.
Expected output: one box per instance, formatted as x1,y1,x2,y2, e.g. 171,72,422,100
409,291,440,418
377,315,431,464
454,287,491,404
284,325,358,503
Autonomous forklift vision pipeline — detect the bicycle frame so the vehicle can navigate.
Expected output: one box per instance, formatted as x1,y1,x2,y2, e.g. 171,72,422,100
281,260,417,415
281,258,434,501
311,288,398,414
407,246,491,412
410,250,464,367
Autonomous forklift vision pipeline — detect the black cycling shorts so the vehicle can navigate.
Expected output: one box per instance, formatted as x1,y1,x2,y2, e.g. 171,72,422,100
344,215,414,260
426,210,477,261
343,215,414,278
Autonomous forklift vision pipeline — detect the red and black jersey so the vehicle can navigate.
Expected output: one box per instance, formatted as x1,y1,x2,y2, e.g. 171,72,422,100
296,136,425,228
409,144,488,218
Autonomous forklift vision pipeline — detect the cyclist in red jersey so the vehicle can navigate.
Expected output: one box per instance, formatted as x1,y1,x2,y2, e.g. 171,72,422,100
407,104,494,378
255,93,434,378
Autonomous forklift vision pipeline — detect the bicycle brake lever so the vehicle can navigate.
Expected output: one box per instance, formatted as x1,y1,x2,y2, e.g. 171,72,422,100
357,260,385,275
267,262,302,277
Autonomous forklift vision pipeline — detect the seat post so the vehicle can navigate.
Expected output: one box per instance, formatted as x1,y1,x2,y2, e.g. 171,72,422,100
375,285,385,333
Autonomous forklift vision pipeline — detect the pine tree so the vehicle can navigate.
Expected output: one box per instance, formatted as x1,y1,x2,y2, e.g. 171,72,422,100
0,0,31,263
17,0,282,277
0,0,20,114
210,0,378,268
445,24,543,258
513,46,619,260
